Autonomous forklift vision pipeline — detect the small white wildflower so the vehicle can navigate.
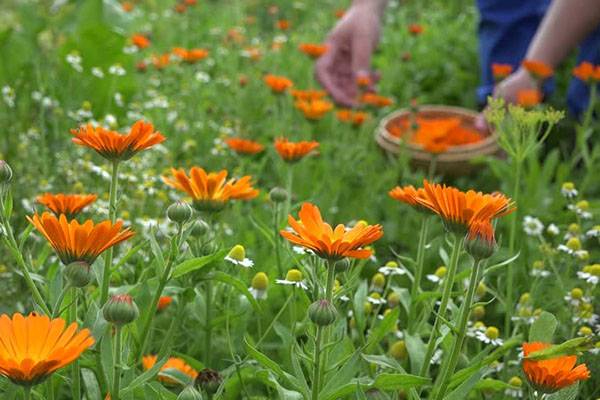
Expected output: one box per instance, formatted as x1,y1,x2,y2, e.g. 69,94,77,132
523,216,544,236
66,53,83,72
91,67,105,78
546,223,560,236
108,64,126,76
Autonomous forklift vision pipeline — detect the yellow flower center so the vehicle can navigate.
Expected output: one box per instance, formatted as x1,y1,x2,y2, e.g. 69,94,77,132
508,376,522,387
371,273,385,288
435,266,447,278
571,288,583,299
568,223,580,234
576,200,589,210
519,292,531,304
389,340,407,360
566,237,581,251
285,269,303,282
578,326,592,336
251,272,269,290
532,260,544,269
385,261,398,268
227,245,246,261
485,326,500,340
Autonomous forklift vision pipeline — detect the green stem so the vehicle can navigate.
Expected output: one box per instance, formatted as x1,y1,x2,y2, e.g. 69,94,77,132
112,326,122,400
273,203,283,277
432,260,483,400
419,235,463,378
71,289,81,400
409,217,430,331
505,159,521,338
310,260,336,400
204,279,213,367
0,196,50,315
23,387,31,400
100,161,120,305
51,283,71,318
284,166,294,217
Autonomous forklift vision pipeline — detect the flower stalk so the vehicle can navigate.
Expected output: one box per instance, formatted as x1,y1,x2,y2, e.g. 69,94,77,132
100,160,120,305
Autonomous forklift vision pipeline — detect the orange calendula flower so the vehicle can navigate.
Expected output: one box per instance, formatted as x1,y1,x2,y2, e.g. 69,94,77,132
225,138,264,155
298,43,328,59
517,89,542,108
522,60,554,80
572,61,600,83
121,1,134,12
522,342,590,393
174,3,187,13
408,24,424,36
162,167,259,212
274,138,319,162
71,120,165,161
290,89,327,101
280,202,383,260
336,109,369,126
28,213,134,265
276,19,290,30
36,193,97,217
131,34,150,49
491,63,513,80
172,47,209,63
389,185,429,211
360,93,393,108
152,53,171,69
356,75,372,88
157,296,173,311
415,180,515,234
264,74,293,93
142,355,198,385
0,313,94,386
295,99,334,120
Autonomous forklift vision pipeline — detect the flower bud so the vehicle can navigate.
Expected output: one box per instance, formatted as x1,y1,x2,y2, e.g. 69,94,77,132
370,273,385,290
471,305,485,320
64,261,93,288
571,288,583,300
0,161,12,185
190,220,210,237
177,385,204,400
167,201,193,223
465,221,496,260
103,294,139,326
508,376,522,388
157,295,173,312
334,258,350,272
308,299,337,326
195,368,222,395
268,187,288,203
387,292,400,308
251,272,269,291
388,340,408,360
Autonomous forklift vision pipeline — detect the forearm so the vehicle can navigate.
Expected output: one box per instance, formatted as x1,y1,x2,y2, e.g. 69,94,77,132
525,0,600,68
351,0,388,17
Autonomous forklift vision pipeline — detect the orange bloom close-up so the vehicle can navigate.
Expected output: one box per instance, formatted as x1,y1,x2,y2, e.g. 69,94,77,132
264,74,293,93
71,120,165,161
572,61,600,83
294,99,334,120
121,1,134,12
142,355,198,385
522,342,590,393
517,89,542,108
0,313,94,386
131,34,150,49
415,180,515,234
491,63,513,80
522,59,554,80
36,193,97,217
290,89,327,101
280,202,383,261
28,212,135,265
298,43,328,59
225,137,265,155
162,167,259,211
274,138,320,162
389,185,429,211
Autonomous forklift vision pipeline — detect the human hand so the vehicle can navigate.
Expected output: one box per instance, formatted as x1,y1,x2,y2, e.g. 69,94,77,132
315,3,382,107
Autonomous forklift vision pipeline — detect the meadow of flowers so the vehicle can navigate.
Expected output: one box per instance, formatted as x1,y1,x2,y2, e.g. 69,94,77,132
0,0,599,399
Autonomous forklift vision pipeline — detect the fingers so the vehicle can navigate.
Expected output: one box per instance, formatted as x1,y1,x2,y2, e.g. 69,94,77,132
474,113,489,132
315,40,358,107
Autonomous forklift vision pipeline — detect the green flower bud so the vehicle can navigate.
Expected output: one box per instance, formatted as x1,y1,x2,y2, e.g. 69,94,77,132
268,187,288,203
64,261,93,288
334,258,350,272
190,220,210,237
167,201,193,223
0,161,12,185
508,376,522,387
471,305,485,320
308,299,337,326
177,385,204,400
195,368,222,395
389,340,408,360
103,294,139,326
387,292,400,308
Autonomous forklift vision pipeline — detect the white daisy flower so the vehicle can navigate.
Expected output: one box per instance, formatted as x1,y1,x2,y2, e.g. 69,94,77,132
561,182,578,198
475,326,503,346
224,245,254,268
586,225,600,238
276,269,308,290
577,271,599,285
378,261,407,276
91,67,105,78
523,216,544,236
367,293,386,305
546,223,560,236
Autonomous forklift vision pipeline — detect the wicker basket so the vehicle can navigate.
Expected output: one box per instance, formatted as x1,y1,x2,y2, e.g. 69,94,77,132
375,105,500,176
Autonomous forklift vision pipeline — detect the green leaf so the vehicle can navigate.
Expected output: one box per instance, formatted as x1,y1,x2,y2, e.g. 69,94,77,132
320,349,362,399
244,337,285,377
120,356,168,396
366,308,400,353
474,378,518,391
372,373,430,390
529,311,557,342
403,331,425,374
319,378,372,400
445,368,489,400
159,368,194,386
211,271,261,312
353,281,368,333
172,250,226,278
525,337,589,361
81,368,102,400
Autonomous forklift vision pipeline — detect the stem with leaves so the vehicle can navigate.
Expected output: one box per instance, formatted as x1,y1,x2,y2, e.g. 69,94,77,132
100,161,120,305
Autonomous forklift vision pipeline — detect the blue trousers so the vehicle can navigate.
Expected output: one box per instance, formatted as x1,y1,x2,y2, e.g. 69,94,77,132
477,0,600,115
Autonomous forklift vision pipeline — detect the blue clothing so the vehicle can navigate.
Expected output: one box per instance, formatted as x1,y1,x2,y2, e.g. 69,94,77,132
477,0,600,115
